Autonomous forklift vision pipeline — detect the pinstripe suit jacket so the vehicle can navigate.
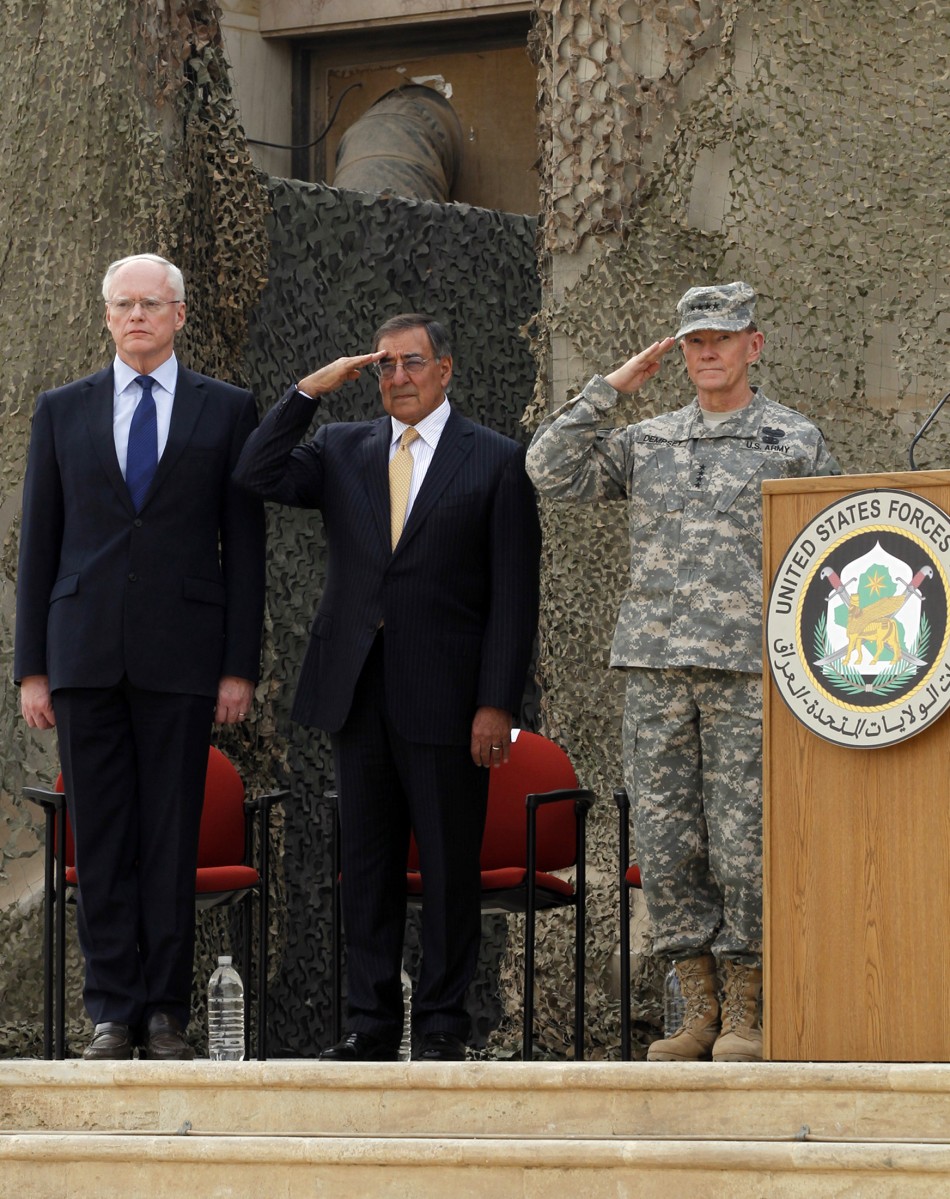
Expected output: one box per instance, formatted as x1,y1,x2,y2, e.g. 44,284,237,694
234,387,540,744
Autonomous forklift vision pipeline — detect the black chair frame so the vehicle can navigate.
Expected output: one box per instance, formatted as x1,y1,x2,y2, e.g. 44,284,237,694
328,784,595,1061
22,784,286,1061
615,784,641,1062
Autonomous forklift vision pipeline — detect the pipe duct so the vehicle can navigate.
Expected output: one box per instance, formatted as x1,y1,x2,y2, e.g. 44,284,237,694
333,84,463,204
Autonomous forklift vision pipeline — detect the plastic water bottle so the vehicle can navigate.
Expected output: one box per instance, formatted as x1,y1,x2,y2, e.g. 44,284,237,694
398,966,412,1062
208,955,245,1061
663,963,685,1036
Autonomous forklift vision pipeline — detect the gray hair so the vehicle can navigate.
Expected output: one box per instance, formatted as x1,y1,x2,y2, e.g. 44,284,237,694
372,313,452,359
101,254,185,302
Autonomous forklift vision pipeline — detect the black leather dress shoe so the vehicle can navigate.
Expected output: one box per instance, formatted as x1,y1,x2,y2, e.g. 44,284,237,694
414,1031,467,1061
83,1022,134,1060
319,1031,399,1062
142,1012,195,1061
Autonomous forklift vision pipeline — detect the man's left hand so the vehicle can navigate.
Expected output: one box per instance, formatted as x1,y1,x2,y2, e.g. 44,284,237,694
216,676,255,725
471,706,513,767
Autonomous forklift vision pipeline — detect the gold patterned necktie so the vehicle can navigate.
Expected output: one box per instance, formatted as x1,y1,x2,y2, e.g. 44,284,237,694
389,426,420,549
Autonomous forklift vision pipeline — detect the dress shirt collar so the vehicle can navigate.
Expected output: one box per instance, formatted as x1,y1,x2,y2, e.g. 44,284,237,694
389,395,451,449
113,352,179,398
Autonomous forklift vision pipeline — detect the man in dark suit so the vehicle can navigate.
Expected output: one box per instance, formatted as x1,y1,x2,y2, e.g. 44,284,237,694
234,313,540,1061
15,253,265,1060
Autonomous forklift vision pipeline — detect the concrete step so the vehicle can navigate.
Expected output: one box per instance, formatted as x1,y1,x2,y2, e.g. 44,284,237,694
2,1060,949,1197
4,1059,950,1139
3,1132,950,1198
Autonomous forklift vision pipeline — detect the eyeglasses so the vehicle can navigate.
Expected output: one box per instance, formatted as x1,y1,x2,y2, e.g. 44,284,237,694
107,298,183,314
372,356,432,379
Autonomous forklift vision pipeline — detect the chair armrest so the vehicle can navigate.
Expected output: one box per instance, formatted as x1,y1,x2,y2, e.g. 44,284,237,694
613,785,642,887
22,787,65,815
526,787,595,815
615,786,630,871
524,788,596,884
243,789,290,816
242,790,289,879
22,789,67,861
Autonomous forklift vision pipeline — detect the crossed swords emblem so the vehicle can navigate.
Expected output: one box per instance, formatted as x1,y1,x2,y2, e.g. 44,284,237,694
814,564,933,670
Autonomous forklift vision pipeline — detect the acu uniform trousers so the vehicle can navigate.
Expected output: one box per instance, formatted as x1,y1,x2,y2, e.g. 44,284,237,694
622,665,763,965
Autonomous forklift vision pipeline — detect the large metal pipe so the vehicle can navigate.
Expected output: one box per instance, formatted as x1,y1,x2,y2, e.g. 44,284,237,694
333,84,463,204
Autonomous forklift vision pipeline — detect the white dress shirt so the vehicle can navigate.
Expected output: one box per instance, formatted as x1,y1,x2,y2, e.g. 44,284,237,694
112,353,178,478
388,395,451,519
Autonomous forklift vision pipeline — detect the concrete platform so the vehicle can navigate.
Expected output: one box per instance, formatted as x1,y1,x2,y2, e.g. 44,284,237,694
2,1059,949,1196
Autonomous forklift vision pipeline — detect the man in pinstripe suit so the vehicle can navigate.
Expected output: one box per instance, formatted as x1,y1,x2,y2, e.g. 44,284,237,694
234,314,540,1060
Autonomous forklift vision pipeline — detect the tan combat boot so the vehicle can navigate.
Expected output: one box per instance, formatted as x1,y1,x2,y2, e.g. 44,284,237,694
646,953,720,1062
712,960,762,1062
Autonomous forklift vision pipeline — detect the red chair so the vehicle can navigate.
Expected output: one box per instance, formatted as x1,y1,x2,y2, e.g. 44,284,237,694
615,785,643,1060
23,746,285,1060
330,730,595,1060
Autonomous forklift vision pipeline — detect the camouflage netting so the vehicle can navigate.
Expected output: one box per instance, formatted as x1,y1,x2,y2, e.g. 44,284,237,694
0,0,270,1055
525,0,949,1057
3,0,948,1064
242,179,540,1055
0,108,541,1054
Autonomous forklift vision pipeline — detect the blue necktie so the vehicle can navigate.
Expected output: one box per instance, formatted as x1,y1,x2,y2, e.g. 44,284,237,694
126,375,158,511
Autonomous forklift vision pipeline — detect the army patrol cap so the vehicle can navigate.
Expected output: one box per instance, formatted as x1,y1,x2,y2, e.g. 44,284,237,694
674,281,756,339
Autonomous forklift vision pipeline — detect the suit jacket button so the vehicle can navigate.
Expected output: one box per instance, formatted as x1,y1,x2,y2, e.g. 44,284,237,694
128,572,137,582
134,518,143,527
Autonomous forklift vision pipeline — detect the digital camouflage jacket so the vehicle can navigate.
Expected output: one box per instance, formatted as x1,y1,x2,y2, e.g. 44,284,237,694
526,376,839,673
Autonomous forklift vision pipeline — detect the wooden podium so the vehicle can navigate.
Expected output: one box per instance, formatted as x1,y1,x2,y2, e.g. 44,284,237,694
763,470,950,1061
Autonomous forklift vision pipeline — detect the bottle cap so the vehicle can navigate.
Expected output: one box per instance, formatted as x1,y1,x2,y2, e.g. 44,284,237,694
218,955,232,966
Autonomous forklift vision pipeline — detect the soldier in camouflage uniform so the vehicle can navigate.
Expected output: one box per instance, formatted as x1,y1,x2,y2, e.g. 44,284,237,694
526,282,838,1061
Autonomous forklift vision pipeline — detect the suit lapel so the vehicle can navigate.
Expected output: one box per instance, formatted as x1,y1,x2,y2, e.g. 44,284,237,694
145,368,207,505
81,366,209,512
396,410,474,553
81,368,132,510
363,416,394,551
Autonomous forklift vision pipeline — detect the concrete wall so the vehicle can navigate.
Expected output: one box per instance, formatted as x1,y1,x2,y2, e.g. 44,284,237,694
219,0,295,178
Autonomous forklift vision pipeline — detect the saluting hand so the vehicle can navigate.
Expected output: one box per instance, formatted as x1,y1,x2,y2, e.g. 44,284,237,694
603,337,677,394
296,352,387,398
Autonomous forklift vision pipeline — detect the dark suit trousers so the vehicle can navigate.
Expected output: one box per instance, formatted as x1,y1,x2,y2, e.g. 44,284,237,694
331,633,489,1043
54,682,212,1031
